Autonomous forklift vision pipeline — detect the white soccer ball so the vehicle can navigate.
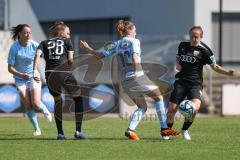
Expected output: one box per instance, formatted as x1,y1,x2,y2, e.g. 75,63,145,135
179,100,196,118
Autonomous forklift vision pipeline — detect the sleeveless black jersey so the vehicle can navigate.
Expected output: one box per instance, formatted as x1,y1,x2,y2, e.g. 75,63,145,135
38,37,73,71
175,41,216,85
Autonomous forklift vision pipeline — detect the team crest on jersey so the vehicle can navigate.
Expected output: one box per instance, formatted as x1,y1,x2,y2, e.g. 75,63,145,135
119,40,132,49
193,50,200,56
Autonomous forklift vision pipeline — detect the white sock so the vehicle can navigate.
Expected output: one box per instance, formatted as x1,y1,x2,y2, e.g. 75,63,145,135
155,100,168,129
128,108,145,131
39,102,49,114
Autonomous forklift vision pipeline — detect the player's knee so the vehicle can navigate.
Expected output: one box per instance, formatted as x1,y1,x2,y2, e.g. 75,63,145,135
193,104,201,112
191,99,201,112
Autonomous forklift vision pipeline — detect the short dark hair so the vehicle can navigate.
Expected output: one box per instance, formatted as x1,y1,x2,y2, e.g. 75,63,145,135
189,26,203,37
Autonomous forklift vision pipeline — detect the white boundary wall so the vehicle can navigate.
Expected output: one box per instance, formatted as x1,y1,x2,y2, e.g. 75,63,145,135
222,84,240,115
0,31,14,83
195,0,240,48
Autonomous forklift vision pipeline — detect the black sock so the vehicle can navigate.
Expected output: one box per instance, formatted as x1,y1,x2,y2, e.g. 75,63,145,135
182,121,193,130
74,96,84,132
54,99,64,135
182,112,196,130
167,123,173,129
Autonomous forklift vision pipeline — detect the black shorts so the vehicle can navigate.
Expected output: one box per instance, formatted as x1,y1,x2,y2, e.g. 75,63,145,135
45,71,81,97
169,80,203,105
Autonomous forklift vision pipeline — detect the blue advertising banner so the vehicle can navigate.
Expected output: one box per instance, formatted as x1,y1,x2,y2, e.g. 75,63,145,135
0,85,20,113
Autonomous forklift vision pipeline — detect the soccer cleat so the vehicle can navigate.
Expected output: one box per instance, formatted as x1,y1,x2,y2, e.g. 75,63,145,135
74,131,85,140
161,128,180,136
43,109,52,122
57,134,67,140
33,129,41,136
125,130,140,141
181,130,191,140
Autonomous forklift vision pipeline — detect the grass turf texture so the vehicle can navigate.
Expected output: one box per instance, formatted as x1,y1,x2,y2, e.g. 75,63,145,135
0,116,240,160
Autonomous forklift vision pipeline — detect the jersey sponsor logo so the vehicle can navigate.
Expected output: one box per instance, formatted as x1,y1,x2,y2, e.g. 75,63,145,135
180,55,196,63
193,50,200,56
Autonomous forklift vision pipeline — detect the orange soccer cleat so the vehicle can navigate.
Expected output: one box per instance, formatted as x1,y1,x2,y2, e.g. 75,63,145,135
125,130,140,141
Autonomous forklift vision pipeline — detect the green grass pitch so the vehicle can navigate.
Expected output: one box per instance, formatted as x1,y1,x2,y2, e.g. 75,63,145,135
0,116,240,160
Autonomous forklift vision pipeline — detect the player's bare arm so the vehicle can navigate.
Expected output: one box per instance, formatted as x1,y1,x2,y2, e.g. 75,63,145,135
175,58,182,71
210,63,234,76
80,40,104,59
33,49,42,82
8,64,30,80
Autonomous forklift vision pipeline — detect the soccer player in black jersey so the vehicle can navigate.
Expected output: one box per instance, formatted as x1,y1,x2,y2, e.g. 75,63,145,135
33,21,85,140
167,26,234,140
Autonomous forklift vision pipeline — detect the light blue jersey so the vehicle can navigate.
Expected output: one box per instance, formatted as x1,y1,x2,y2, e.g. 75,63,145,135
8,40,39,82
103,37,144,80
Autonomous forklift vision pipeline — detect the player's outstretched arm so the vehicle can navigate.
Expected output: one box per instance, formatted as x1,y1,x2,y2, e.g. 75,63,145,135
210,63,234,76
80,40,104,59
33,49,42,82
